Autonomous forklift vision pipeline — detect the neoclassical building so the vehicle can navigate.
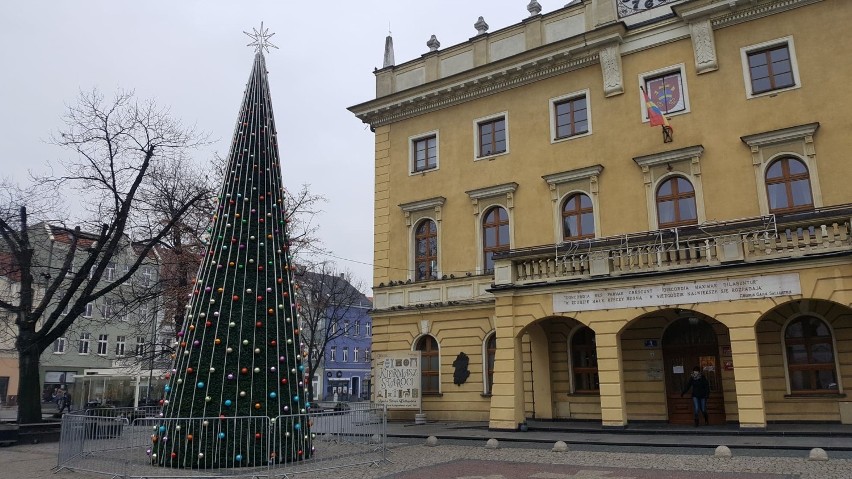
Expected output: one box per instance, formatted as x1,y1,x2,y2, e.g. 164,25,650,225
349,0,852,429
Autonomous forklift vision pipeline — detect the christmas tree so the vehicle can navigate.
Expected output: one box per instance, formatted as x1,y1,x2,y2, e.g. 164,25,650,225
151,25,312,468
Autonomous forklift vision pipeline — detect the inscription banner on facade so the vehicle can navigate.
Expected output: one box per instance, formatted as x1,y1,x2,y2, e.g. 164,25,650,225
372,351,421,410
553,273,801,313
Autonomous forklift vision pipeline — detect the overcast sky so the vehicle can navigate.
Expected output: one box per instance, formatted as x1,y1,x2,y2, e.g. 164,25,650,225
1,1,547,291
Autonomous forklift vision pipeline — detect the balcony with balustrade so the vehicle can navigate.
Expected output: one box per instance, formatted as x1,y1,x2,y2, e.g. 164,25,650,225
492,204,852,289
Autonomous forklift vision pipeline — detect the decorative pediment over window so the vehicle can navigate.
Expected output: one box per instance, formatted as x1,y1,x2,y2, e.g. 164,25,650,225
465,182,518,215
542,164,603,201
633,145,704,184
399,196,446,226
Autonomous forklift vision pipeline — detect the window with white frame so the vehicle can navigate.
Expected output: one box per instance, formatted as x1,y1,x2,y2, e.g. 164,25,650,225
639,64,690,122
354,321,361,337
741,36,800,98
344,320,350,336
342,347,349,362
97,334,108,355
353,347,359,362
78,332,91,354
53,337,67,354
366,323,372,337
105,262,115,281
410,131,439,174
550,90,591,142
136,337,146,356
473,112,508,159
141,267,152,286
330,346,337,362
365,349,371,362
83,302,93,318
115,336,126,357
102,298,114,319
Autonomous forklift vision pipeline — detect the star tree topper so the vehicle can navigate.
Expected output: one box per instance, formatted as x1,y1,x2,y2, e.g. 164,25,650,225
244,22,278,54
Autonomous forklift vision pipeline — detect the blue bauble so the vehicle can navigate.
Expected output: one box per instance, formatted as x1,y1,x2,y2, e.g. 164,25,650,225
235,454,243,462
197,381,205,388
225,400,232,407
218,432,225,439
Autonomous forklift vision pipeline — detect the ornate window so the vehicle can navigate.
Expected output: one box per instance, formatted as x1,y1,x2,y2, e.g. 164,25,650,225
785,317,839,394
482,206,510,273
562,193,595,240
414,219,438,281
765,157,813,213
484,333,496,395
417,335,440,394
656,176,697,228
571,327,599,393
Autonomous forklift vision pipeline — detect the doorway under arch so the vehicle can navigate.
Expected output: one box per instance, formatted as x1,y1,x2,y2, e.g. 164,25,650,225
662,316,726,424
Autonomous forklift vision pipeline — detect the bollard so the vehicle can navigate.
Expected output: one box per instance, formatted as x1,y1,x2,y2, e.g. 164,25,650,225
808,448,829,461
552,441,569,452
714,445,732,458
485,438,500,449
425,436,438,447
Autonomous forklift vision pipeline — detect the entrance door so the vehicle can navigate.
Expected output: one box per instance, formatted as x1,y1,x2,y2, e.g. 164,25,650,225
662,318,725,425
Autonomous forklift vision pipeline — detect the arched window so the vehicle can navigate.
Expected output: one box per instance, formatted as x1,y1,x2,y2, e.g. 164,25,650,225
785,316,838,394
656,176,697,228
414,219,438,281
484,333,497,395
562,193,595,240
766,157,813,213
571,327,599,393
483,207,509,273
416,335,440,394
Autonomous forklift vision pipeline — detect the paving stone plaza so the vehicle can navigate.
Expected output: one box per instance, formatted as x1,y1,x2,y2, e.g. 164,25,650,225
4,437,851,479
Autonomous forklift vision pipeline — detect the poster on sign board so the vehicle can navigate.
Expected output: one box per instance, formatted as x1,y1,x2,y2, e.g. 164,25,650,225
372,351,421,410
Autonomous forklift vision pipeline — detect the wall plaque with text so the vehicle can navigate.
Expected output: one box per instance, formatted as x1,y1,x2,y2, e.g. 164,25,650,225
553,273,800,313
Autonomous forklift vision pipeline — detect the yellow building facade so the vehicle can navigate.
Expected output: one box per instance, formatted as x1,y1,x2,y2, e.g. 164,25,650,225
349,0,852,429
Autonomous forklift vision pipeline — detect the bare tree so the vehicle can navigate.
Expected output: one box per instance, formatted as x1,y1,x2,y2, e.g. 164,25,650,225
0,89,207,423
295,262,369,403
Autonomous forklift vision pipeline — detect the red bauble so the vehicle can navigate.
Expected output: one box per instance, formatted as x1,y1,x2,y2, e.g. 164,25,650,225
241,367,248,375
232,295,240,301
255,433,261,440
256,321,263,328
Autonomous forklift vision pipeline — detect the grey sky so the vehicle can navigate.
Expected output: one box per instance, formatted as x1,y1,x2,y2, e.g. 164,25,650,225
1,1,536,291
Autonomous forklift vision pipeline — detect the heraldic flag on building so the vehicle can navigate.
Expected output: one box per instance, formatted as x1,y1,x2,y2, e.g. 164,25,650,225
641,86,672,129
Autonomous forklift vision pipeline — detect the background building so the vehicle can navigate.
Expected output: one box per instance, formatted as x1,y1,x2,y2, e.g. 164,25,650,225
350,0,852,429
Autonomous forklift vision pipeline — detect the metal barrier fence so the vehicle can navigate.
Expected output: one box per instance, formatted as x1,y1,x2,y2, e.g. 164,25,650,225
56,403,387,478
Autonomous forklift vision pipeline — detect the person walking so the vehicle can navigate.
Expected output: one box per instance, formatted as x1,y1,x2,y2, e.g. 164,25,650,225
57,391,72,414
681,366,710,427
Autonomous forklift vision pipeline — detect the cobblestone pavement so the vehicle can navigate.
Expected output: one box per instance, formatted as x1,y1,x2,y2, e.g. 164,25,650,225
5,440,851,479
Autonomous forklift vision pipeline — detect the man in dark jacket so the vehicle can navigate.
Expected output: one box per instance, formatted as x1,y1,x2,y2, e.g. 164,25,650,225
681,366,710,426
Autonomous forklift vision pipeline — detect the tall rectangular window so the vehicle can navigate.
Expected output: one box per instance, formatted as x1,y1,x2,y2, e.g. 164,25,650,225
141,267,152,286
103,298,114,319
79,332,91,354
353,347,359,362
115,336,126,357
53,337,67,354
105,262,116,281
97,334,108,355
136,337,146,356
554,95,588,139
354,321,361,337
366,323,372,337
343,320,350,336
342,347,349,362
412,135,437,172
365,349,371,362
330,346,337,362
83,302,93,318
478,117,506,157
